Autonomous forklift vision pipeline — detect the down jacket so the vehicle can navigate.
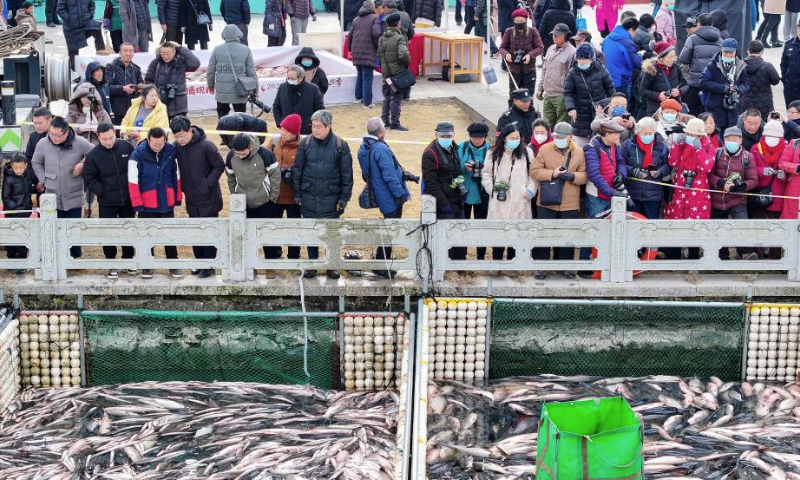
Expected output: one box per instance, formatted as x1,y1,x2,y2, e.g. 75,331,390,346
699,53,750,131
563,60,616,138
263,0,286,38
31,127,95,212
82,138,136,207
411,0,443,27
538,0,576,54
379,27,410,78
118,0,150,47
2,163,38,212
740,56,780,119
272,80,325,135
291,132,354,218
655,5,675,45
584,136,627,200
207,25,257,105
708,145,758,211
157,0,181,27
220,0,250,25
127,140,181,214
173,126,225,217
358,136,410,215
349,6,382,68
286,0,314,20
602,25,642,88
57,0,98,52
619,133,671,203
225,135,281,209
638,58,689,117
678,26,722,88
144,46,201,118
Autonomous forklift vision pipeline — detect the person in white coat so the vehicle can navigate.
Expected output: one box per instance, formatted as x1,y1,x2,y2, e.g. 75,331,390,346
481,123,536,275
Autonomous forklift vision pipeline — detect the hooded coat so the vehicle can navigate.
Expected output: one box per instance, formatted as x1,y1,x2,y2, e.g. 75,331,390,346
638,58,689,117
740,56,780,119
57,0,98,52
83,62,113,118
619,133,671,203
655,5,675,45
699,52,750,130
678,26,722,88
291,132,354,218
564,60,616,138
663,137,715,220
348,6,381,68
82,138,136,207
272,80,325,135
633,25,654,53
66,83,113,144
602,25,643,88
538,0,576,53
14,7,35,28
295,47,329,95
144,46,201,118
174,126,225,217
105,56,143,121
481,147,537,220
225,135,281,209
31,127,95,211
709,10,729,39
207,25,257,105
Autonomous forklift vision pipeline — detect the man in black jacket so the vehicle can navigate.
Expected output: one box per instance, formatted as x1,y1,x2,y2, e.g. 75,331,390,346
82,123,137,279
157,0,183,43
25,107,52,162
273,65,325,135
220,0,252,45
292,110,353,279
781,20,800,107
170,117,225,279
421,121,466,261
217,112,268,148
106,43,143,127
496,88,538,144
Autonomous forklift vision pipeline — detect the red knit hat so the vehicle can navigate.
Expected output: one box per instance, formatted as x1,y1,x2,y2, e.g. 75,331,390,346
281,114,302,136
511,8,528,18
660,99,682,113
653,41,675,58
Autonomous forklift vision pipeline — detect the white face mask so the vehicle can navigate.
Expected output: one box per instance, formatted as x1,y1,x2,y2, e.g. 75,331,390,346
287,79,300,86
533,133,548,144
765,136,781,148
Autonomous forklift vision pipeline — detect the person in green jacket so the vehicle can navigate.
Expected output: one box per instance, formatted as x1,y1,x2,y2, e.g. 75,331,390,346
378,13,410,131
458,122,491,260
103,0,124,53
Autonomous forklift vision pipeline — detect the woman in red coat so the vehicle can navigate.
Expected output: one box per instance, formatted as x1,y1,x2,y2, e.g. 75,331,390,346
751,120,789,221
663,118,715,220
779,138,800,219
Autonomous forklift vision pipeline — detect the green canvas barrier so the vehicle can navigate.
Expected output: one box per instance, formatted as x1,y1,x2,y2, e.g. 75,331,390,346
536,397,643,480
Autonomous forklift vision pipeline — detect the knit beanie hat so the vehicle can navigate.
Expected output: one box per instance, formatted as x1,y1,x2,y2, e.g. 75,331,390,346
385,12,401,26
660,99,682,113
281,114,302,136
653,41,675,58
575,42,595,60
763,120,784,138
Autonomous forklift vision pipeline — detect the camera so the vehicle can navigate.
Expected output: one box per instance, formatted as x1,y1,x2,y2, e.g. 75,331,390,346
402,170,420,183
162,84,177,100
249,93,271,115
682,170,697,189
723,86,740,111
495,187,508,202
513,49,526,65
281,168,293,184
87,86,96,103
664,124,684,135
770,111,781,120
468,161,482,181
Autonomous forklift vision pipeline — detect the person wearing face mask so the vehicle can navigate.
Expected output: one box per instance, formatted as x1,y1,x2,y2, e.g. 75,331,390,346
750,121,789,234
421,122,466,262
639,42,688,117
272,65,325,135
530,122,588,280
480,123,536,274
654,98,692,147
529,118,553,156
459,122,492,260
294,47,329,95
779,101,800,141
498,9,543,102
708,126,759,260
619,116,670,219
564,43,616,147
664,117,715,221
700,38,750,133
497,89,539,145
591,93,636,143
655,0,675,45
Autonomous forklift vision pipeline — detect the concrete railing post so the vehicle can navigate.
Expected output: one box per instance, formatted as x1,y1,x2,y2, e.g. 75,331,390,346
607,196,632,283
227,194,247,282
37,193,58,281
419,195,444,286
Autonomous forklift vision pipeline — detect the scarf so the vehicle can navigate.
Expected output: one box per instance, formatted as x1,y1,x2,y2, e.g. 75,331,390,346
304,67,318,84
759,137,786,166
636,135,654,168
708,134,720,150
463,142,489,163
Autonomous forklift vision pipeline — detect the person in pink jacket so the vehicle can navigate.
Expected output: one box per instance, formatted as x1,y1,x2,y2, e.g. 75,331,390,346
655,0,676,45
589,0,622,38
779,138,800,219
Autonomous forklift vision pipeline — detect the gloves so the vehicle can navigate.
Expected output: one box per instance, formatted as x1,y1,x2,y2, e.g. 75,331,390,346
441,203,453,214
558,171,575,182
763,167,775,177
612,173,625,188
776,170,787,180
612,188,629,198
294,197,302,205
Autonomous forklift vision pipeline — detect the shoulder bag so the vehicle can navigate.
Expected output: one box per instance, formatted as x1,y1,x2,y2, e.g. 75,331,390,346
224,45,258,97
539,150,572,206
380,41,416,90
358,142,380,209
187,0,212,25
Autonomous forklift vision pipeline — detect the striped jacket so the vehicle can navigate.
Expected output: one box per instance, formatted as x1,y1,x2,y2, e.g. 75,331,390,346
128,140,181,213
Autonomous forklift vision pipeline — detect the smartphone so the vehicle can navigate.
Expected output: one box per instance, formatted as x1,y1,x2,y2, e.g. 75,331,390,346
622,113,631,120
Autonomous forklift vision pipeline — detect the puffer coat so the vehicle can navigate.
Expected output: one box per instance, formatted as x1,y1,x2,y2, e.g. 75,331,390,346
82,138,136,207
207,25,257,105
291,133,354,218
411,0,443,27
481,147,537,220
563,60,616,138
740,56,780,119
379,27,410,78
263,0,286,38
57,0,98,52
2,163,38,212
157,0,181,27
708,145,758,211
619,133,671,203
173,126,225,217
144,46,201,117
699,53,750,131
678,26,722,88
638,58,689,117
65,83,113,145
349,6,381,68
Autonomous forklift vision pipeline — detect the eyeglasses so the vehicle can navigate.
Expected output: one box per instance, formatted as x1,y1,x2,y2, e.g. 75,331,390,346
49,130,67,139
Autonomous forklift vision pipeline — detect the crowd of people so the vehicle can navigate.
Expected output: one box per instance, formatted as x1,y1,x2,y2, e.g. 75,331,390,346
7,1,800,280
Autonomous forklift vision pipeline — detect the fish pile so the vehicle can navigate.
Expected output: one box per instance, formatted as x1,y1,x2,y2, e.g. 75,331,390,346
0,382,400,480
425,375,800,480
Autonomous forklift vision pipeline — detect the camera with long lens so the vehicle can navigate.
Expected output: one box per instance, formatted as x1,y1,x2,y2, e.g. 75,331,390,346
281,168,293,184
723,86,740,111
469,161,482,181
248,93,271,115
402,170,420,183
162,84,177,100
682,170,697,189
513,49,526,65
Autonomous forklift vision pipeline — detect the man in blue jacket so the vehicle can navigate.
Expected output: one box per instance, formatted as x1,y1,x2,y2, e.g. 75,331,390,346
601,17,643,102
358,117,411,279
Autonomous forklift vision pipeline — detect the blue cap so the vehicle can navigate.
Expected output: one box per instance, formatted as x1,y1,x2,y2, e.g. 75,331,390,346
721,38,738,52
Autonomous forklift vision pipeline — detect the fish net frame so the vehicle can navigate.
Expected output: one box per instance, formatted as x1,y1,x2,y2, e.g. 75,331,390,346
490,300,746,381
81,310,337,388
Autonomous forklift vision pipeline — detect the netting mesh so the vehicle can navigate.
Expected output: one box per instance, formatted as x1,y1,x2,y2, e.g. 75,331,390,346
490,301,745,380
81,310,336,388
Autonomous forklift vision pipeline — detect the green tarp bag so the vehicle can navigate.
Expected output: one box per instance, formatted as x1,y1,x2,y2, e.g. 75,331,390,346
536,397,643,480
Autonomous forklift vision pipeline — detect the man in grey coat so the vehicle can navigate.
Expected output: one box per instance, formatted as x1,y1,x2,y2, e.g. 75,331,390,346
31,116,94,259
678,13,722,116
207,25,257,119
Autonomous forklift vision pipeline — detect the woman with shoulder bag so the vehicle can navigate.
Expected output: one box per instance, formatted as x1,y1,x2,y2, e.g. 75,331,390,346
183,0,213,50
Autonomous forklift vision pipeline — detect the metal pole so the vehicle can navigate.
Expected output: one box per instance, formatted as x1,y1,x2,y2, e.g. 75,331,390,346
401,312,416,480
740,306,751,382
483,301,492,383
1,81,16,125
493,298,745,308
340,0,346,55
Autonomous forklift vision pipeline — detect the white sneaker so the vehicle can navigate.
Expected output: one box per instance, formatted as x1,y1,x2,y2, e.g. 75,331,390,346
107,269,118,279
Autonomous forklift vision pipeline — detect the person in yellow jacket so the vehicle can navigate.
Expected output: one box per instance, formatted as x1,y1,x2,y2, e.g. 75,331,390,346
120,84,169,143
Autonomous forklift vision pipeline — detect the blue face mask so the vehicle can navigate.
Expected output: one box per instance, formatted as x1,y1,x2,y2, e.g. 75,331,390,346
554,138,569,149
437,138,453,149
685,136,700,149
506,139,521,150
721,55,735,64
611,106,627,117
663,113,678,123
577,62,591,71
725,141,740,154
301,59,313,67
640,134,655,145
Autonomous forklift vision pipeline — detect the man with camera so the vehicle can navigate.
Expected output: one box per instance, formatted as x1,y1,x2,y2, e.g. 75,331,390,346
358,117,414,279
106,43,144,127
700,38,750,133
499,9,543,102
145,41,201,120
